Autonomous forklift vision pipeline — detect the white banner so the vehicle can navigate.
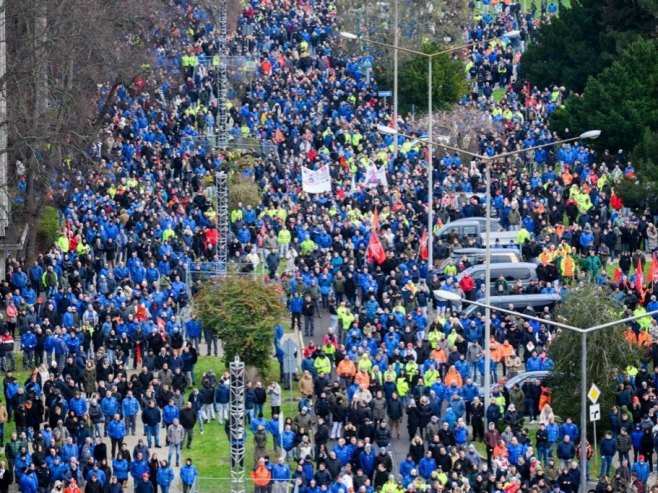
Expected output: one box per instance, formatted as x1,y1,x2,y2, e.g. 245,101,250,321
302,165,332,194
365,165,389,189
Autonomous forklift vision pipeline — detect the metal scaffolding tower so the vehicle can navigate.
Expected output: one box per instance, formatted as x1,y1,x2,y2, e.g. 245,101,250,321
216,0,229,149
215,170,229,270
229,357,246,493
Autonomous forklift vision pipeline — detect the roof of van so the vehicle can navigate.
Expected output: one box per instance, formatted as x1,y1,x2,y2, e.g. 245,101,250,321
472,293,562,303
452,247,521,255
461,262,537,273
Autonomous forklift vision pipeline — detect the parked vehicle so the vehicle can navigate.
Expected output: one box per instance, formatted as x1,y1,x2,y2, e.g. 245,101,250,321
434,247,523,278
455,262,538,293
461,293,562,317
435,218,521,248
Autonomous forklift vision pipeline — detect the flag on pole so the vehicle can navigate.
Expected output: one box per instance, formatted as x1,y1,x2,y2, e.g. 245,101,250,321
420,228,428,260
367,230,386,265
650,253,658,284
610,190,623,210
635,258,646,302
612,267,623,285
372,207,380,232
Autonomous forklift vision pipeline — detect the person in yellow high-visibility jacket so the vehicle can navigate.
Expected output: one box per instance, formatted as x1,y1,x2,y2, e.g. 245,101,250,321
56,234,70,253
277,227,291,258
314,353,332,375
162,226,176,242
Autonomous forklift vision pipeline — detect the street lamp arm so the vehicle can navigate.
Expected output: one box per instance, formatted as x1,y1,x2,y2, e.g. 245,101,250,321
487,131,600,161
457,296,584,333
342,32,519,59
428,40,491,57
582,308,658,333
350,36,428,57
377,126,485,160
435,290,658,335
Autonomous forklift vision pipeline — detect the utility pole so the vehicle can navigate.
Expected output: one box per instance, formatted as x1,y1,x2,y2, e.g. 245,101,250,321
0,0,8,234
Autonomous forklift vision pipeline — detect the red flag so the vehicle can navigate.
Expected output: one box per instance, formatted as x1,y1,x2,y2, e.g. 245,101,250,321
136,344,142,366
635,259,646,302
157,317,166,331
420,229,428,261
612,267,623,285
610,191,623,210
650,253,658,284
367,230,386,265
372,207,380,232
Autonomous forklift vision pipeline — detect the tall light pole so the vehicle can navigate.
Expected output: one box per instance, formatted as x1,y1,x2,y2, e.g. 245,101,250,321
341,30,520,271
384,128,601,413
393,0,399,158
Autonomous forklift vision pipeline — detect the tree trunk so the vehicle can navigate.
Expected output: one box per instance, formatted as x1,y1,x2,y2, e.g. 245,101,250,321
23,168,41,262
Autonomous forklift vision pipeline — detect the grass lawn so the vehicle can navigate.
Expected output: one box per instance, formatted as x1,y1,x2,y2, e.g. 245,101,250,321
187,356,299,484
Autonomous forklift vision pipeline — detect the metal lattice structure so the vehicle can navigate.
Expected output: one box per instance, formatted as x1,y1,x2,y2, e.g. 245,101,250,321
216,0,229,149
215,171,229,271
216,62,229,148
229,357,246,493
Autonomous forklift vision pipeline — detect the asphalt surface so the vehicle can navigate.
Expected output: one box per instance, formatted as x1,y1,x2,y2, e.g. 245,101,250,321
300,309,404,472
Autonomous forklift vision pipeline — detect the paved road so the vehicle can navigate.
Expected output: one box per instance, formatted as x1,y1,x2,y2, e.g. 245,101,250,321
300,309,405,472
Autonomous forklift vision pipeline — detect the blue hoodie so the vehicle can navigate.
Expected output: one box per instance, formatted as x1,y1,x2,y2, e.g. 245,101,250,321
157,466,175,486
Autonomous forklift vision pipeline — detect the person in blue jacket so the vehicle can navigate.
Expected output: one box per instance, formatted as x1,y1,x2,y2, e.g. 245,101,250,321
121,391,140,435
631,454,650,483
20,328,37,369
399,454,416,479
69,391,87,417
418,451,436,480
271,456,291,491
358,443,376,478
266,414,282,451
107,414,127,457
559,417,579,442
180,458,198,493
19,466,37,493
101,391,119,437
156,460,175,493
162,399,180,427
112,453,130,483
129,452,150,485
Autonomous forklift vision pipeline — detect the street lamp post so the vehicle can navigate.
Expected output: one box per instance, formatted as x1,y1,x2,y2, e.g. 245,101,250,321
384,128,601,413
434,291,656,493
343,30,520,271
393,0,398,158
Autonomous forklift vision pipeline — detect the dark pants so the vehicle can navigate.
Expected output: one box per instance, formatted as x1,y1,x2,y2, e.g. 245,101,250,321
111,438,122,457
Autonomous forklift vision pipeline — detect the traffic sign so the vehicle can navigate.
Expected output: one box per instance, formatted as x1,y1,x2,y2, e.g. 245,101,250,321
587,383,601,404
589,404,601,421
377,90,392,98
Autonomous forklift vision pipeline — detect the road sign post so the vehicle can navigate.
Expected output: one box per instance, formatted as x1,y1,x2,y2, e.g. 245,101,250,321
588,385,601,466
282,338,298,391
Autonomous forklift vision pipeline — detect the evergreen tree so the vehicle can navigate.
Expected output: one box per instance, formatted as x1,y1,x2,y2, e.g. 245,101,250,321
550,39,658,155
398,42,468,113
520,0,656,92
547,285,642,434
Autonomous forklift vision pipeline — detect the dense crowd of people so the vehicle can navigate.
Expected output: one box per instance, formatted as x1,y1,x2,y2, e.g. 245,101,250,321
2,0,658,492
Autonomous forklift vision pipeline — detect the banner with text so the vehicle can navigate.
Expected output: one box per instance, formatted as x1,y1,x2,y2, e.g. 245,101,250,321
302,165,332,194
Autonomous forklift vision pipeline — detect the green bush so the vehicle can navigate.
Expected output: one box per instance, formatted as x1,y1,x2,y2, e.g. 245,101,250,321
193,278,285,374
37,205,59,248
